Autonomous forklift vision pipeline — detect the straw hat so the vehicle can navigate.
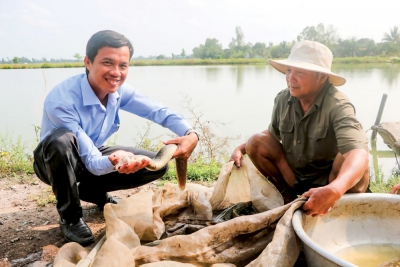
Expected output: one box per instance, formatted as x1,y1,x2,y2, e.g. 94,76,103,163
268,40,346,86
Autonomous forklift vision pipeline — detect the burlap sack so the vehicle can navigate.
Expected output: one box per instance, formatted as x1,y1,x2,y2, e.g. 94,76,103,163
54,158,303,267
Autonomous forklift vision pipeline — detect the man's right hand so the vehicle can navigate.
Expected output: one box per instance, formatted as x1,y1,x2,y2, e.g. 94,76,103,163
108,150,151,174
229,144,246,168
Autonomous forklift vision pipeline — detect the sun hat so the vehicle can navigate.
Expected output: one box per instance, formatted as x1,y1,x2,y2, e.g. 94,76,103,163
268,40,346,86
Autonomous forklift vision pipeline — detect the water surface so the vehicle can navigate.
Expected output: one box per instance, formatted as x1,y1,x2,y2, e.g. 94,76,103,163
1,64,399,177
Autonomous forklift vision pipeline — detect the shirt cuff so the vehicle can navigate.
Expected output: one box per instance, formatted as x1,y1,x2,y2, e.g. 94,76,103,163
99,156,116,174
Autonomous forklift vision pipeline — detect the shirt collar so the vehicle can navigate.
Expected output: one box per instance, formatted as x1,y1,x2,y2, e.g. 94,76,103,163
81,75,120,106
312,80,331,109
286,80,331,108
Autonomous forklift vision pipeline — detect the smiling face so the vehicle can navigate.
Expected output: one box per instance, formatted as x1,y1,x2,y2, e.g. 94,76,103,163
84,46,130,101
285,66,327,101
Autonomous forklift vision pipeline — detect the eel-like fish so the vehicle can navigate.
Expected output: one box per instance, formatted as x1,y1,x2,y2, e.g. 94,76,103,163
114,144,187,190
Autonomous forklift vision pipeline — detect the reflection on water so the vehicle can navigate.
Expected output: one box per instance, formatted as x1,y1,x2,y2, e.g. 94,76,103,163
0,64,399,177
334,243,400,267
205,67,221,83
333,63,400,88
229,65,244,92
382,64,400,87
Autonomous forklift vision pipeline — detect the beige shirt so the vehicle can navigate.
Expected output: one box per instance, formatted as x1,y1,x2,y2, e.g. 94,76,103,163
268,82,368,189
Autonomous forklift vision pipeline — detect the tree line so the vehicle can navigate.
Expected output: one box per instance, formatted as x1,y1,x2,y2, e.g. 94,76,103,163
190,24,400,59
2,24,400,64
1,53,84,65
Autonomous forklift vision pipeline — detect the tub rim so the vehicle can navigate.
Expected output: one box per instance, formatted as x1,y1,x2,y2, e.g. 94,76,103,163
292,193,400,267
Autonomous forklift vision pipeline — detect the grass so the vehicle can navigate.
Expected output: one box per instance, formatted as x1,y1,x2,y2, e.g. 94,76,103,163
1,56,399,69
369,165,400,193
28,187,57,206
0,130,34,178
161,156,221,185
332,56,400,64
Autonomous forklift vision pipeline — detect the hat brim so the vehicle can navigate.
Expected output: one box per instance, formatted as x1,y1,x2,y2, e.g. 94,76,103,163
268,59,346,86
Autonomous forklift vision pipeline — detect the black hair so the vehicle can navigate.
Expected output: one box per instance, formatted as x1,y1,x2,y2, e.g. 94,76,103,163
85,30,134,75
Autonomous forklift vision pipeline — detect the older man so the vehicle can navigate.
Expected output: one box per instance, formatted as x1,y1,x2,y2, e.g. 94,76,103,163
230,40,369,217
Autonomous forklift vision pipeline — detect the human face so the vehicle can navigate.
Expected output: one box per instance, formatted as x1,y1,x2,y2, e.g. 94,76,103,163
285,67,325,101
84,46,130,100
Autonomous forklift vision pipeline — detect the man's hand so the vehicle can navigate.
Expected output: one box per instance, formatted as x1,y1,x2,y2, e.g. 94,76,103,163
108,150,151,174
302,185,342,217
163,132,198,159
229,143,246,168
390,183,400,194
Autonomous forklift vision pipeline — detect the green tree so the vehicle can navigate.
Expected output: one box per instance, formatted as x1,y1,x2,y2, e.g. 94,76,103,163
335,37,359,57
252,42,267,58
192,38,223,59
357,38,376,56
229,26,244,49
227,26,254,58
382,26,400,44
297,23,337,46
73,53,83,61
181,48,186,58
12,57,20,64
381,26,400,55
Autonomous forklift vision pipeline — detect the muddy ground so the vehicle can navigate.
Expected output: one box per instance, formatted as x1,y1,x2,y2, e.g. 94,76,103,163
0,175,155,267
0,176,307,267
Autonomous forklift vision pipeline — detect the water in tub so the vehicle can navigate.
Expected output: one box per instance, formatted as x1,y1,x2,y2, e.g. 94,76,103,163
334,243,400,267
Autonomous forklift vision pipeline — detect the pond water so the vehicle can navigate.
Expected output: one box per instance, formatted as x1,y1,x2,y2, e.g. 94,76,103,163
1,63,399,178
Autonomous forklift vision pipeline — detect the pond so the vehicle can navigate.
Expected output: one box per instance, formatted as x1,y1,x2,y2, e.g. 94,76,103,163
1,63,399,178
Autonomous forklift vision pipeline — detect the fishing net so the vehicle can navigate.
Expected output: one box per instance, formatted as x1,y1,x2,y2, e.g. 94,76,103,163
54,158,305,267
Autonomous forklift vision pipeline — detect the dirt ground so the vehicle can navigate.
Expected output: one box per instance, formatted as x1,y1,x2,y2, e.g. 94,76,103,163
0,175,158,267
0,176,308,267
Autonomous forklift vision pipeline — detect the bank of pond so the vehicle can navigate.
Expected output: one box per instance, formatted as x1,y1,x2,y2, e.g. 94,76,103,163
1,56,399,69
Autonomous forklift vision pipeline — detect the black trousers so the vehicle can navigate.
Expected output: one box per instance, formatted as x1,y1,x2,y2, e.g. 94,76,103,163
33,128,168,222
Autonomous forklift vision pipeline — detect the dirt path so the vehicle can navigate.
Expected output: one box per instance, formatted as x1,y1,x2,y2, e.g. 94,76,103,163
0,176,155,267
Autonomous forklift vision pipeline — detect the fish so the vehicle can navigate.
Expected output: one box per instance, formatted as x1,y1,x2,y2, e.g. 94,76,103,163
114,144,187,190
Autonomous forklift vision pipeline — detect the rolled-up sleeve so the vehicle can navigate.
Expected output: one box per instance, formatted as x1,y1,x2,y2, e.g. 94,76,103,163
268,91,286,141
332,102,368,154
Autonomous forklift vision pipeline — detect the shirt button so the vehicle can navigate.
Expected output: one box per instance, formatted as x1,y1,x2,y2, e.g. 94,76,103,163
297,140,301,144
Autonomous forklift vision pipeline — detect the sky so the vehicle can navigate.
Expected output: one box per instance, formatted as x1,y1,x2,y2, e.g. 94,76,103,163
1,0,400,60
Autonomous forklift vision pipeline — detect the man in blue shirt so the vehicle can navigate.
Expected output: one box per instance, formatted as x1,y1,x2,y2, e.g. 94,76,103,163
33,30,198,245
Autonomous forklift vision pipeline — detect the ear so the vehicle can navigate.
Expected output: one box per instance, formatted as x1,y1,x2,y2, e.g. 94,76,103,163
319,74,328,83
83,56,91,70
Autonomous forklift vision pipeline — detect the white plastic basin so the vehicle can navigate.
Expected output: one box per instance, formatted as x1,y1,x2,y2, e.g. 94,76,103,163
292,193,400,267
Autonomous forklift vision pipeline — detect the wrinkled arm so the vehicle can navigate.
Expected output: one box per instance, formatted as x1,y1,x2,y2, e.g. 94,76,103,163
329,148,369,194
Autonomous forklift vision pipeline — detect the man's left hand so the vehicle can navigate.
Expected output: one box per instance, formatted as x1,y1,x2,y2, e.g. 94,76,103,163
108,150,151,174
163,132,198,159
301,185,342,217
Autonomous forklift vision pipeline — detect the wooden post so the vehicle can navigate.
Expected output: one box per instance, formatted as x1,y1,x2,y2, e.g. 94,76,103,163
371,94,388,142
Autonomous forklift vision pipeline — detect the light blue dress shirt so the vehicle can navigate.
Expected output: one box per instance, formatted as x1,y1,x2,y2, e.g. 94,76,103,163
40,73,192,176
